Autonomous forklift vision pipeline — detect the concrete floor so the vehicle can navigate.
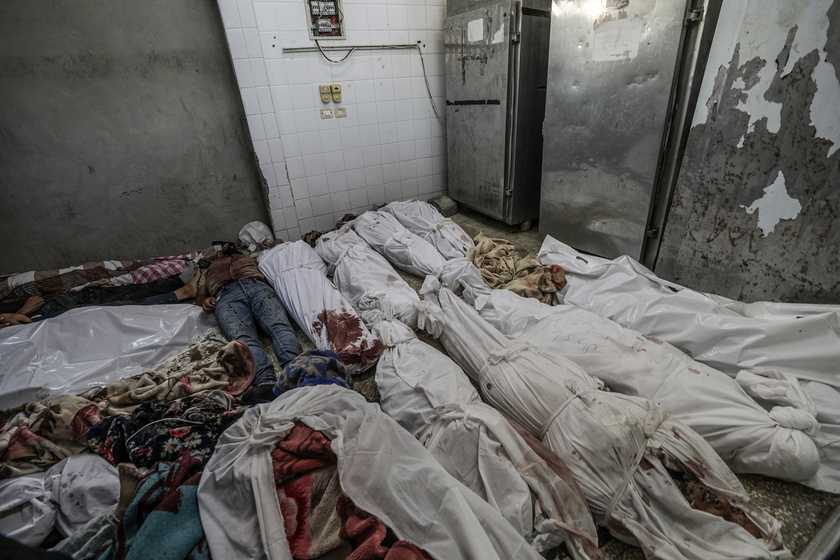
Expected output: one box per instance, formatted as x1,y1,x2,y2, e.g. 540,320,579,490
288,206,840,559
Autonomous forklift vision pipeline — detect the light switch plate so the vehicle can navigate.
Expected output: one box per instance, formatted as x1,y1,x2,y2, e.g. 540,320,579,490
335,107,347,117
320,108,334,118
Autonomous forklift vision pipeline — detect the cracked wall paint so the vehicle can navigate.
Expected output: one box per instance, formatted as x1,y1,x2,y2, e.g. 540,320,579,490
692,1,840,157
741,170,802,236
656,0,840,304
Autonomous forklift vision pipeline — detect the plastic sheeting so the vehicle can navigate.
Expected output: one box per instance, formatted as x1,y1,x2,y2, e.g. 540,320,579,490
380,200,475,259
416,287,790,560
350,211,447,277
0,454,118,546
471,288,820,482
258,241,383,374
0,304,218,409
373,318,599,559
314,228,420,329
538,236,840,493
197,384,548,560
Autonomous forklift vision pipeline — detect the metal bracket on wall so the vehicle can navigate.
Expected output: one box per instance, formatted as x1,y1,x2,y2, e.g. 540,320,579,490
685,8,703,25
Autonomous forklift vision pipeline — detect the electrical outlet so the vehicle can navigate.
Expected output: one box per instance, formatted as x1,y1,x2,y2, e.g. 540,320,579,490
319,85,331,103
335,107,347,118
331,84,342,103
320,108,334,119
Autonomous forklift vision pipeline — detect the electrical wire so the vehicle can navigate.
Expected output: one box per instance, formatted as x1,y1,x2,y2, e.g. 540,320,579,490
309,41,446,129
413,44,447,129
314,40,356,63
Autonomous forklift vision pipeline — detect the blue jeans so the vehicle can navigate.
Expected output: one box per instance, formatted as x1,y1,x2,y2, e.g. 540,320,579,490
214,278,302,386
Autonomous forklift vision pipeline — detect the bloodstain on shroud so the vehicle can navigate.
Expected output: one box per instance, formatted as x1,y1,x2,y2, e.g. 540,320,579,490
312,308,384,371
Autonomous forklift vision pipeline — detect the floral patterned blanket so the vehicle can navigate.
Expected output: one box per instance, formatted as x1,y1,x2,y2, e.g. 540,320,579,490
0,340,253,479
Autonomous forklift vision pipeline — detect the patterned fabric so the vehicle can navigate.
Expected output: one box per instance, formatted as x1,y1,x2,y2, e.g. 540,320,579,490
275,349,353,395
79,340,255,414
92,451,210,560
0,342,253,479
0,247,219,301
131,253,199,284
271,422,432,560
0,396,102,479
88,391,244,469
0,261,138,301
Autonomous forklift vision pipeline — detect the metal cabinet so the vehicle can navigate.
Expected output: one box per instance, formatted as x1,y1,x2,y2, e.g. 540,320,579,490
445,0,551,225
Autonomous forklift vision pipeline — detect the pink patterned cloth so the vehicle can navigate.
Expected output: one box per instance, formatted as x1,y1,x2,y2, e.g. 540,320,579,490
131,252,199,284
1,249,218,301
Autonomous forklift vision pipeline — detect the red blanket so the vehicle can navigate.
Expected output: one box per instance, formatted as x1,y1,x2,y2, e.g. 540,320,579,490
272,423,432,560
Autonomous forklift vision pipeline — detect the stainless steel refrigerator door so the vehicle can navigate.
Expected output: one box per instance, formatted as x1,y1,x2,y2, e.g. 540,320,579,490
445,2,513,222
540,0,690,259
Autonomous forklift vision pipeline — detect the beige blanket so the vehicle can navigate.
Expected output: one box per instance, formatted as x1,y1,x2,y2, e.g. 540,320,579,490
466,234,567,304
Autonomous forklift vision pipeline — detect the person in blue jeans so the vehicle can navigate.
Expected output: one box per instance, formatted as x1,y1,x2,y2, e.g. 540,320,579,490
196,243,302,403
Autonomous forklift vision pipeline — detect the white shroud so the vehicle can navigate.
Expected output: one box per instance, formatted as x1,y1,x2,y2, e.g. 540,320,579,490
415,286,790,560
373,317,600,560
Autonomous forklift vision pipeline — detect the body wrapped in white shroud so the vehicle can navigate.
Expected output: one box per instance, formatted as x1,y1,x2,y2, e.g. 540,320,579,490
416,286,790,560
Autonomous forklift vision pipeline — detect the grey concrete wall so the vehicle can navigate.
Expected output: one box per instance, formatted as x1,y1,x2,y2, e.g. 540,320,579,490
656,0,840,304
0,0,270,274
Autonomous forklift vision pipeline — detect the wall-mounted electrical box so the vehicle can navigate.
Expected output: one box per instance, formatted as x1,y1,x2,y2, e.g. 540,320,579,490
307,0,345,40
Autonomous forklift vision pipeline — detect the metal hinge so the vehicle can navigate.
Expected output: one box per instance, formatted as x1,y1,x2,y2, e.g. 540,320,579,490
511,32,520,44
645,227,659,238
504,189,513,197
685,8,702,24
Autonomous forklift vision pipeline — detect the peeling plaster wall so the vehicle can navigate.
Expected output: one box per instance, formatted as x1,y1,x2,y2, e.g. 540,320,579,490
656,0,840,304
0,0,269,274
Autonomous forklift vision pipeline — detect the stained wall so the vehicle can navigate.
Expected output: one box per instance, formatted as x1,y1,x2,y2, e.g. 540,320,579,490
656,0,840,303
0,0,269,273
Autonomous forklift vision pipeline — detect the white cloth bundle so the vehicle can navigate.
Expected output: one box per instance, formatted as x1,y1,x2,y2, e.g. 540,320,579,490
313,228,420,329
416,287,790,560
350,211,447,277
421,258,493,305
538,236,840,493
258,241,383,373
197,384,548,560
380,200,475,259
0,455,118,546
472,288,820,483
373,318,599,559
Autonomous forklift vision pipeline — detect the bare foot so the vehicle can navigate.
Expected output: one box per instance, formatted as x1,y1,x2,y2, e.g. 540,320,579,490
113,463,144,521
175,269,202,301
18,296,44,315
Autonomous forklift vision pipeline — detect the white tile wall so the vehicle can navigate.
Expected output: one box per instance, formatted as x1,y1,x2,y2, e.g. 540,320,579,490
217,0,448,241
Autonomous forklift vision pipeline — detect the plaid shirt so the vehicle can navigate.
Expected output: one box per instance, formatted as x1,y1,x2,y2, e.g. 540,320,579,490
131,252,199,284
